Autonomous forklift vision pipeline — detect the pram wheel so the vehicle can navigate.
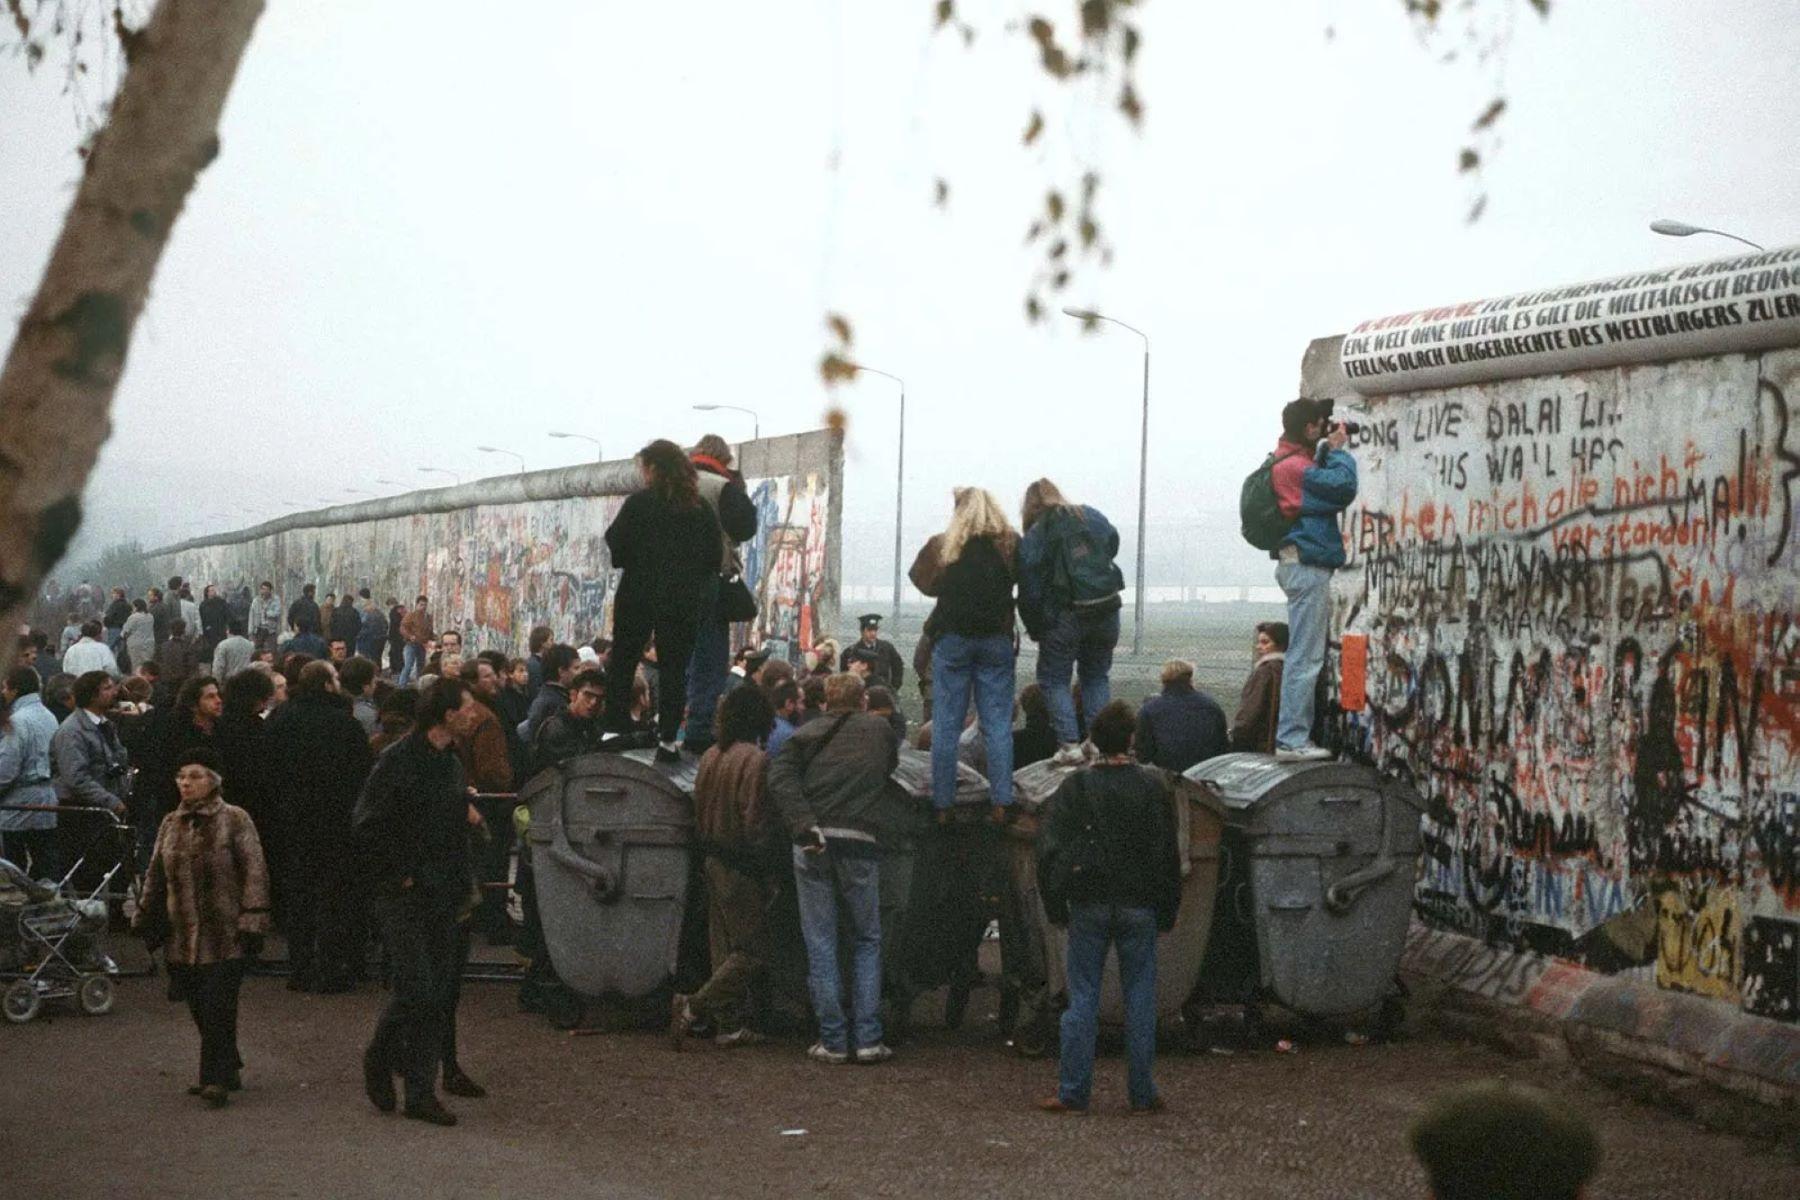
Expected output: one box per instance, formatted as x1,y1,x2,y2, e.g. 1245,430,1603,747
3,979,40,1024
78,973,114,1016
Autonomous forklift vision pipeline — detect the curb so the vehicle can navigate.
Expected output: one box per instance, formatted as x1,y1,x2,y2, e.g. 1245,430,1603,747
1401,924,1800,1109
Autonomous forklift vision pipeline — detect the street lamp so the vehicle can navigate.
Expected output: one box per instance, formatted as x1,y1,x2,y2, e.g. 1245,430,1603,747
1063,305,1151,657
419,466,462,485
849,363,906,629
1649,219,1766,252
477,445,526,474
548,431,604,462
692,404,760,441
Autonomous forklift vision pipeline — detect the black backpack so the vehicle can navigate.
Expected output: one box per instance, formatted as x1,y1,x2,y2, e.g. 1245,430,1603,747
1240,449,1308,552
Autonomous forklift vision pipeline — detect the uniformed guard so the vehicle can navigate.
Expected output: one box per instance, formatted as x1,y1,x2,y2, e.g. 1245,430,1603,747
839,614,904,692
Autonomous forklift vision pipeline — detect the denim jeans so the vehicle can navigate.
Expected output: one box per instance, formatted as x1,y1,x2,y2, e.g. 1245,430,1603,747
792,844,882,1052
683,580,730,751
1036,607,1120,745
399,641,424,686
930,632,1015,808
1275,560,1332,750
1058,902,1158,1110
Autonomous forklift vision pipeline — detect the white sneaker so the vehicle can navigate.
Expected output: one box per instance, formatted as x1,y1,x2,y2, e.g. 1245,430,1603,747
713,1027,765,1049
1274,744,1333,762
854,1043,894,1064
1051,743,1087,768
807,1042,849,1065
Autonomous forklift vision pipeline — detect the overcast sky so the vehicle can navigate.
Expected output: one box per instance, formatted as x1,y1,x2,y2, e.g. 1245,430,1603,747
3,0,1797,587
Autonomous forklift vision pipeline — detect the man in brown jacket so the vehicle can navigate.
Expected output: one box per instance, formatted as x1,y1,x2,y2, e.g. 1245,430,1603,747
670,685,777,1050
398,595,434,686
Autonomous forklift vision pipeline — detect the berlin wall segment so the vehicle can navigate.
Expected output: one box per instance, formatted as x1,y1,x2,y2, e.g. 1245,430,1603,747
142,429,844,663
1307,246,1800,1029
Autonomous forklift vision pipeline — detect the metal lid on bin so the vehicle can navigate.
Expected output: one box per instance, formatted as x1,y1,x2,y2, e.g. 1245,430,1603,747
531,748,700,798
1182,751,1424,814
1014,759,1222,819
890,746,991,807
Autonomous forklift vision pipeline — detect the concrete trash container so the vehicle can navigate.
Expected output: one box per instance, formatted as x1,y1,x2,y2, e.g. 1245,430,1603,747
1183,753,1424,1019
523,750,698,1007
1002,760,1226,1055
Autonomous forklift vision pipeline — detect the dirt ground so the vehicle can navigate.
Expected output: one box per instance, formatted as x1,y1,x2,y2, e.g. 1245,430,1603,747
3,954,1797,1200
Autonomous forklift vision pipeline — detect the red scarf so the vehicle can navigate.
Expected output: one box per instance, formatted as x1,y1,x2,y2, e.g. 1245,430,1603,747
691,454,731,478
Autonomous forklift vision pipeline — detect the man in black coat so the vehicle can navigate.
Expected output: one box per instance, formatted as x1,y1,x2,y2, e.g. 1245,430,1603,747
355,677,486,1127
265,660,374,992
840,614,905,692
287,583,321,638
1134,659,1228,775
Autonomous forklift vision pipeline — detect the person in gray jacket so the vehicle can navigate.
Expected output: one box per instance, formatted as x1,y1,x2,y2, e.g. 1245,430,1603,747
0,667,62,879
767,672,899,1065
211,617,255,682
52,671,136,871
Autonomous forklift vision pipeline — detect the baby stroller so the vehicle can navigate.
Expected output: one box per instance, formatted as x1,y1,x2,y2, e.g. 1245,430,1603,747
1,851,124,1024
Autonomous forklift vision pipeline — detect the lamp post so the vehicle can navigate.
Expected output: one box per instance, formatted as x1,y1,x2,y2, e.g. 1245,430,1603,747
692,404,760,441
849,363,906,629
477,445,526,474
1649,219,1766,252
548,431,603,462
419,466,462,485
1062,305,1150,657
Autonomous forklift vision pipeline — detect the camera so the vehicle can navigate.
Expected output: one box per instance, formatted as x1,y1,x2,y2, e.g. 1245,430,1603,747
1315,398,1361,438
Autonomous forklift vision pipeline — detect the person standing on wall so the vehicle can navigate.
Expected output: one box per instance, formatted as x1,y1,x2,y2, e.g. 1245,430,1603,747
909,488,1020,818
602,440,723,764
1269,399,1357,762
399,595,434,687
681,435,760,757
839,614,905,693
1016,479,1125,767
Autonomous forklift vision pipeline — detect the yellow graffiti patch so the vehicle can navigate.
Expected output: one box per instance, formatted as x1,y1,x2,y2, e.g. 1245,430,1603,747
1654,880,1741,1003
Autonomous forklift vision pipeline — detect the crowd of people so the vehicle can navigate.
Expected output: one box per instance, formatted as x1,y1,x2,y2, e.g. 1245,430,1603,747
0,413,1356,1127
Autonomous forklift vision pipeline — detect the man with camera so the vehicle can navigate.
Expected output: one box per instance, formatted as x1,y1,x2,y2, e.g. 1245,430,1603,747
1270,398,1358,762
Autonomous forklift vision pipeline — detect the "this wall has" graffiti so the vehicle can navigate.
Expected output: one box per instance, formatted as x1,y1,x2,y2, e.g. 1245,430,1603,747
1321,346,1800,1025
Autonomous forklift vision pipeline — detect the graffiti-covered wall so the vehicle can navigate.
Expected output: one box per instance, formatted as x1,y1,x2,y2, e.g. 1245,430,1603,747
145,430,843,660
1302,249,1800,1026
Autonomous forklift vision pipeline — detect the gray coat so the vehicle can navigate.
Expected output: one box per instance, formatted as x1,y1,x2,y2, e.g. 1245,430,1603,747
51,708,132,813
768,710,898,845
121,611,155,671
0,694,59,832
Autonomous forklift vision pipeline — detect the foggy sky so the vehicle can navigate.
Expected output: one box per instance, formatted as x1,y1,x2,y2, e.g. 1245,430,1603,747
2,0,1797,588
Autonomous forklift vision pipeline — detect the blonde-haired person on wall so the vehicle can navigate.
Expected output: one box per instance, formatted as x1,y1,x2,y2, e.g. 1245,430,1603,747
908,487,1020,817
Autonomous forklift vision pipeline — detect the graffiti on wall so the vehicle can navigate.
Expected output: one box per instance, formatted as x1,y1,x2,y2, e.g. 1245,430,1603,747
154,471,837,661
1333,349,1800,1023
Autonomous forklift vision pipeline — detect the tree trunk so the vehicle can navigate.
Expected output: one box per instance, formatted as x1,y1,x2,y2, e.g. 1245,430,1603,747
0,0,264,667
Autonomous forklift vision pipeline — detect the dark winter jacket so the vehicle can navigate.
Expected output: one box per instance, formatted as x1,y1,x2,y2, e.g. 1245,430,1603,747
840,638,904,690
1017,504,1123,640
357,605,389,659
265,691,374,851
198,596,230,647
329,601,363,647
521,682,569,744
215,710,273,837
352,730,471,901
1272,440,1357,569
909,532,1019,639
1036,762,1180,929
768,711,899,852
1135,681,1229,775
287,595,321,635
604,489,723,611
103,597,132,631
530,709,604,774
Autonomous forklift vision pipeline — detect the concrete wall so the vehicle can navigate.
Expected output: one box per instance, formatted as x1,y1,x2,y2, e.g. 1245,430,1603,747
145,430,843,659
1299,339,1800,1026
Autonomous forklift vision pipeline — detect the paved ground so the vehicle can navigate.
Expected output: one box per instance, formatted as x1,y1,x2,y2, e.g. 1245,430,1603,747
3,962,1797,1200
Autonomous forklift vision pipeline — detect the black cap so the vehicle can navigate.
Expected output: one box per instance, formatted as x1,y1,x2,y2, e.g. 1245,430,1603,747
175,746,223,774
858,613,883,630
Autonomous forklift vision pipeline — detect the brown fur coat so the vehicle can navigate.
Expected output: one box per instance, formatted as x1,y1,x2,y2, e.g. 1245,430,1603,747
135,792,271,965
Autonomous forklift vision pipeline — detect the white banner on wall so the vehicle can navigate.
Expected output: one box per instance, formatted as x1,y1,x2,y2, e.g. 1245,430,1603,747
1340,244,1800,395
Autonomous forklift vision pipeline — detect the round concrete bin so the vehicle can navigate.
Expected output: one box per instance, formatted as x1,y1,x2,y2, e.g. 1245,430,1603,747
1183,753,1424,1022
1002,760,1225,1056
522,750,700,1027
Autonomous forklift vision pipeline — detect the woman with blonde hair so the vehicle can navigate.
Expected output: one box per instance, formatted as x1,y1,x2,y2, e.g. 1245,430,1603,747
908,487,1019,815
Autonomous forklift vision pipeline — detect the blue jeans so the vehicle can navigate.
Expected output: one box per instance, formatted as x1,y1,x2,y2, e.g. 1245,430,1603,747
399,641,423,686
792,844,882,1052
1058,902,1158,1110
1036,607,1120,745
930,632,1015,808
1275,560,1331,751
682,581,730,750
